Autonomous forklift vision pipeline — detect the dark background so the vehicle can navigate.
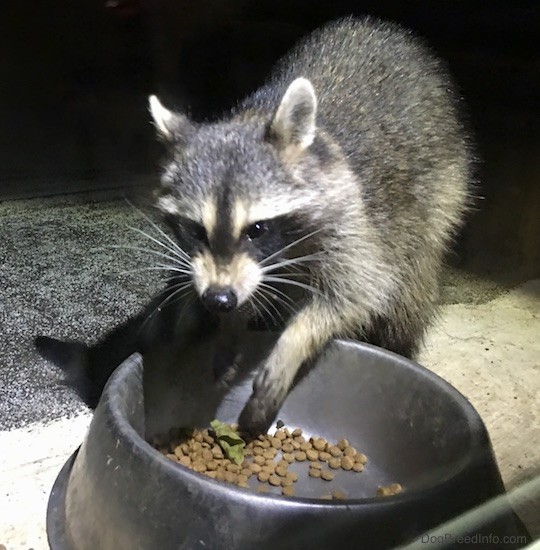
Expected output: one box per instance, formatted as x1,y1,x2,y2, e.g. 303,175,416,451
1,0,539,278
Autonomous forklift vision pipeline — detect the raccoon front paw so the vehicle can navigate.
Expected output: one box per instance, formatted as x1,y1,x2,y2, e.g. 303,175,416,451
238,369,288,435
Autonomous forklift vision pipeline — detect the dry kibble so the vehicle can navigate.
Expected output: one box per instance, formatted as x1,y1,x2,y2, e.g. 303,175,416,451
343,446,356,458
321,470,334,481
237,474,249,485
341,456,354,471
329,446,342,457
268,474,281,487
261,463,275,474
193,461,207,473
377,483,403,497
286,471,299,483
306,449,319,461
157,423,389,501
328,457,341,469
263,448,277,460
257,484,268,493
202,449,213,461
258,471,270,482
224,471,236,484
179,456,191,468
295,451,307,462
355,453,368,464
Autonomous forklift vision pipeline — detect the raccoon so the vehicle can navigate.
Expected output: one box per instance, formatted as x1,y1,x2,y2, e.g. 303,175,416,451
144,16,472,432
37,17,472,432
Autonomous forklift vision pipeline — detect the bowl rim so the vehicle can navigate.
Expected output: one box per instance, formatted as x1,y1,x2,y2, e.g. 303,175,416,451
103,339,491,509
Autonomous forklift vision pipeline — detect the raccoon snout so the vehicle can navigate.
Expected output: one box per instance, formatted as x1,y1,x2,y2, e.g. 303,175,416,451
201,286,238,313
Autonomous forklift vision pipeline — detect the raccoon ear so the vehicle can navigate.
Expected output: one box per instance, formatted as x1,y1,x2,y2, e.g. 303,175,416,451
268,78,317,155
148,95,193,144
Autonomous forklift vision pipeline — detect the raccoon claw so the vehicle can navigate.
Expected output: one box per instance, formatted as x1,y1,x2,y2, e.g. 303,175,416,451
238,395,278,435
238,370,287,434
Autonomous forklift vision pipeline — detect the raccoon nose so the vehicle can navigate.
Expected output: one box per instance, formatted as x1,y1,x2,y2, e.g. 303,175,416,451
202,286,238,313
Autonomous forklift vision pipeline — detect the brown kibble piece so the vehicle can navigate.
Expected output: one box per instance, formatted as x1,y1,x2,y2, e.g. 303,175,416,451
292,428,303,437
341,456,354,470
205,471,217,479
261,463,275,474
250,463,262,473
263,448,277,460
226,463,240,473
309,467,322,478
343,446,356,458
313,438,327,451
166,453,178,462
319,451,331,462
295,451,307,462
280,477,294,487
193,461,207,473
253,446,264,456
283,453,295,463
337,438,349,451
202,449,213,461
377,483,403,497
328,457,341,469
253,455,266,465
269,474,281,487
258,471,270,482
355,453,368,464
281,442,294,453
282,486,295,497
179,456,191,468
270,437,282,449
321,470,334,481
275,466,288,477
286,471,299,483
224,471,236,484
352,462,365,472
332,490,347,500
275,430,287,440
300,441,312,451
310,462,322,470
306,449,319,461
257,484,268,493
329,446,342,457
237,474,249,485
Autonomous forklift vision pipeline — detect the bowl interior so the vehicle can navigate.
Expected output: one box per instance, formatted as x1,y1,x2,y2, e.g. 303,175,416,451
136,339,480,501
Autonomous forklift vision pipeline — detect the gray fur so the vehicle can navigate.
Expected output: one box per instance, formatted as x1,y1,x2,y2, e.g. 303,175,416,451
149,16,472,432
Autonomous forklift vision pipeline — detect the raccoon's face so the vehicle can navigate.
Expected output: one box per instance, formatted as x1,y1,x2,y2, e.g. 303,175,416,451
149,79,326,314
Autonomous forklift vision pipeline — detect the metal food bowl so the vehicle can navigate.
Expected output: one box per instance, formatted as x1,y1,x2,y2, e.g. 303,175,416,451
47,340,530,549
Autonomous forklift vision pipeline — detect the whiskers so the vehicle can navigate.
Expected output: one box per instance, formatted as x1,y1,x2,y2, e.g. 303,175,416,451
104,202,196,329
248,231,326,328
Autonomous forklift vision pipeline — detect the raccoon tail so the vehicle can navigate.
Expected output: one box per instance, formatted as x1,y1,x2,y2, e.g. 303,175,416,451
34,336,102,409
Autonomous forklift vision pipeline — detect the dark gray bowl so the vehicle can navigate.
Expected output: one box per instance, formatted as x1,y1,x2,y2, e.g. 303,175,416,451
47,340,529,549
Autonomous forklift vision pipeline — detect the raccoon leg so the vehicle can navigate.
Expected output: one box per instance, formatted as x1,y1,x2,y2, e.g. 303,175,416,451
238,301,344,433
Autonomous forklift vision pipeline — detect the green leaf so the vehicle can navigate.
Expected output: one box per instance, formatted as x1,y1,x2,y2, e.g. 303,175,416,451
210,420,246,465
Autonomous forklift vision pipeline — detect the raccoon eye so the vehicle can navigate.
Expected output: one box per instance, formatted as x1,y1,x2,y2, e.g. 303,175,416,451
246,221,268,241
184,220,207,242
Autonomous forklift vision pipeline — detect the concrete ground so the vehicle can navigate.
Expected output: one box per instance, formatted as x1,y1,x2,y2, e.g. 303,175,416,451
0,192,538,549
